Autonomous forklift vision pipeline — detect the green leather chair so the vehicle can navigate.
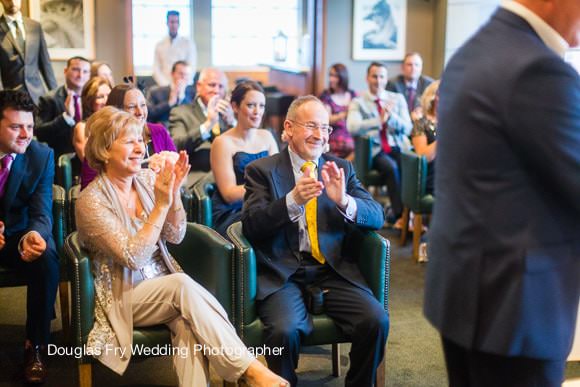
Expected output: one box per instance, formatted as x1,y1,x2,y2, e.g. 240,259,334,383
192,174,216,227
354,135,384,189
0,185,70,341
399,151,434,261
65,222,235,387
227,221,390,385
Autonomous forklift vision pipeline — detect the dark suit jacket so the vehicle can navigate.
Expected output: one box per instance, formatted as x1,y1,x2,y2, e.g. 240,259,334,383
424,8,580,361
1,141,54,243
146,84,194,126
168,96,231,171
0,15,57,105
386,74,433,112
241,149,384,300
35,85,74,159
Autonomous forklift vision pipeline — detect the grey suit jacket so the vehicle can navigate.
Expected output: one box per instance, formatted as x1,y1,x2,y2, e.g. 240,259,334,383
168,96,231,161
0,15,57,104
424,8,580,360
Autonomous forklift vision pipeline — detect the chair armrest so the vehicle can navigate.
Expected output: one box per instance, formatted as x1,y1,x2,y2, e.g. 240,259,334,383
226,221,258,329
64,232,95,350
167,222,234,317
344,226,390,312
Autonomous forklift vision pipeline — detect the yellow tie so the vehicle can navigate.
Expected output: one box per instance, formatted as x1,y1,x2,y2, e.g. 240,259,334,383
211,122,221,137
300,161,325,264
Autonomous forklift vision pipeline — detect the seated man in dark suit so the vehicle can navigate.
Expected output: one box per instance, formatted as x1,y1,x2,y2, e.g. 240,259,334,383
146,60,194,128
386,52,433,121
169,67,234,173
35,56,90,161
241,95,388,386
0,90,59,384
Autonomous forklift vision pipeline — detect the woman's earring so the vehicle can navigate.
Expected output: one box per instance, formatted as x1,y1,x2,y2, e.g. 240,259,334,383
105,158,109,164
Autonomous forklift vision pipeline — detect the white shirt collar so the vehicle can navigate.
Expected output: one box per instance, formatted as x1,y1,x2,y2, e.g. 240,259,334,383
365,89,388,101
405,79,418,89
4,12,23,24
287,146,318,177
501,0,569,58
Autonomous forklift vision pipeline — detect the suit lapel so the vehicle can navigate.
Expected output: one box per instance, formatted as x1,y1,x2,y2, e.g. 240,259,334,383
23,18,37,58
271,148,295,199
3,153,26,213
272,149,300,256
0,15,24,59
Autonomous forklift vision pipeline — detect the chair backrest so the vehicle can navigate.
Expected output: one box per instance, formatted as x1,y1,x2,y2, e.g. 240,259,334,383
167,222,235,317
400,151,428,211
354,135,374,184
64,232,95,347
67,184,81,234
192,174,216,227
52,184,67,258
57,153,76,193
227,222,259,328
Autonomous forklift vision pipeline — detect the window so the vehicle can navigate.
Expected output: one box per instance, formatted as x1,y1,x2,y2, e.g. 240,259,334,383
211,0,303,67
132,0,192,75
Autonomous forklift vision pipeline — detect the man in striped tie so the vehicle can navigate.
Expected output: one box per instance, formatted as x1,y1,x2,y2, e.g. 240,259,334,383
242,95,388,387
0,89,58,384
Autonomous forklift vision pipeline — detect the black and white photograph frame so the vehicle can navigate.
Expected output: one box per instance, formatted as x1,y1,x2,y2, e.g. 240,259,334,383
29,0,95,60
352,0,407,61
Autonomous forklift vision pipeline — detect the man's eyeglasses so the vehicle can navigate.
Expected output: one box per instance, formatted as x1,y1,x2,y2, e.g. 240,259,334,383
288,120,333,135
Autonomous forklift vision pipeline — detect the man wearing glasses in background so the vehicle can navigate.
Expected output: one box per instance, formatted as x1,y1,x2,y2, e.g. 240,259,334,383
241,96,388,387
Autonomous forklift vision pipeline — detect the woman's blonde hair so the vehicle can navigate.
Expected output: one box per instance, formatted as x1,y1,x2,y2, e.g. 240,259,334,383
85,106,143,172
420,80,440,117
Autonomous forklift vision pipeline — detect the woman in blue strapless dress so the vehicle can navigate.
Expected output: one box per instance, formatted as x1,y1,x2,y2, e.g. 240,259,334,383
210,81,279,236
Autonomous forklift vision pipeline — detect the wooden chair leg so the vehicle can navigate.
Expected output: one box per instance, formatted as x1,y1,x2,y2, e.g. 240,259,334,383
399,207,410,245
59,281,70,342
332,343,341,377
78,363,92,387
375,354,386,386
412,214,423,261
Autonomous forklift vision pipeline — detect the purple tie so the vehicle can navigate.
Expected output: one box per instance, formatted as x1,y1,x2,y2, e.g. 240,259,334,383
0,155,13,198
73,94,81,122
407,86,416,110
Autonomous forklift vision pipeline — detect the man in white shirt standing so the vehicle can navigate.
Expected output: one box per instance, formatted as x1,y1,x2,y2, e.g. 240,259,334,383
152,10,196,87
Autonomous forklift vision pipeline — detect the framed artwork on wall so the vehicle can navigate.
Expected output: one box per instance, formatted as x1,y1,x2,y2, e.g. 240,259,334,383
28,0,95,60
352,0,406,61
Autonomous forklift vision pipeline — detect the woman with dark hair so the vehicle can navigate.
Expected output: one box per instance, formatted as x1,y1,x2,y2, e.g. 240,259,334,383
210,80,278,236
319,63,357,160
80,83,176,189
73,76,111,161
